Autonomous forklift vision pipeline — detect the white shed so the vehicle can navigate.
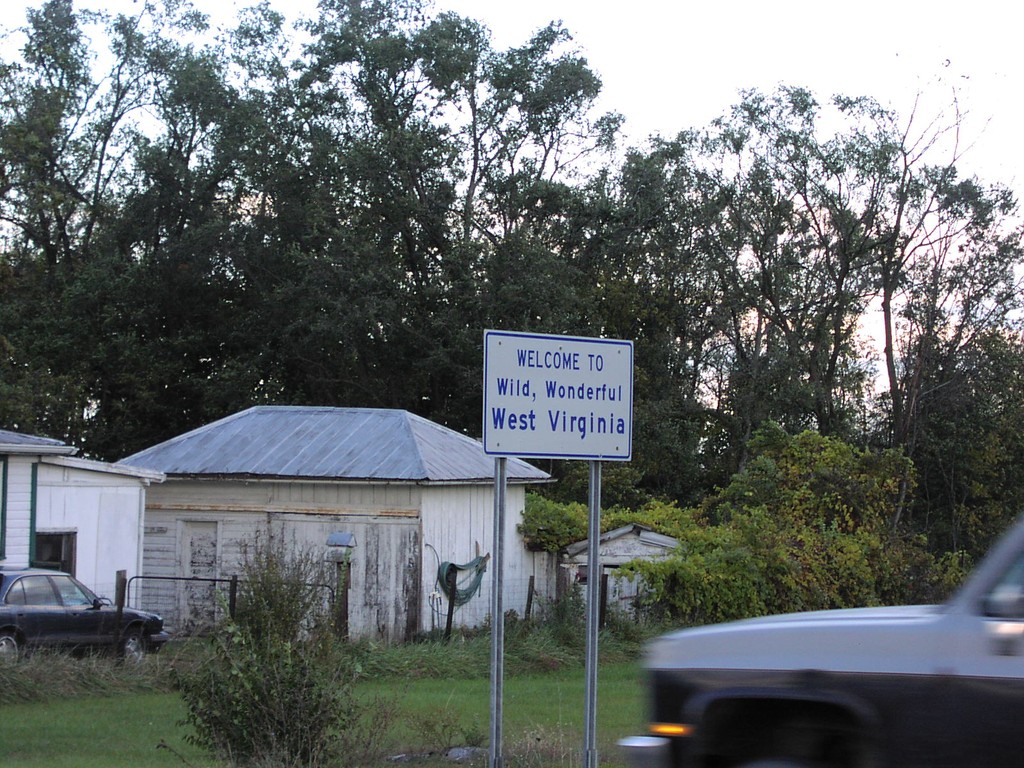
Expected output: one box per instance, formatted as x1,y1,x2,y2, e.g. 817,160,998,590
564,523,679,615
0,429,164,599
121,406,556,642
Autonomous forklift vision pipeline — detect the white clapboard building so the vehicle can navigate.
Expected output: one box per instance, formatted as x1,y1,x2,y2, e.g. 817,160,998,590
0,430,164,600
121,406,555,641
564,523,679,615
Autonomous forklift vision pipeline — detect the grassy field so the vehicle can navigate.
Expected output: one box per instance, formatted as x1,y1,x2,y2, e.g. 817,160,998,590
0,661,646,768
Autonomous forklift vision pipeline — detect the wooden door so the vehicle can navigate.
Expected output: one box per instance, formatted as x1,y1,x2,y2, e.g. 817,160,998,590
180,521,219,633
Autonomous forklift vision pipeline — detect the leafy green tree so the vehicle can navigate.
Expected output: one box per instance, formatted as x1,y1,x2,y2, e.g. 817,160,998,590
564,134,732,501
705,90,885,449
0,0,217,450
909,331,1024,557
625,426,951,625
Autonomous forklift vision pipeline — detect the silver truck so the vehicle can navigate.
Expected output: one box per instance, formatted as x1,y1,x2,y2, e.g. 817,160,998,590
619,516,1024,768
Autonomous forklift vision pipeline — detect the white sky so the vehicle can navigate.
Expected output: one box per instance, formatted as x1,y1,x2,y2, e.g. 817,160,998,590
439,0,1022,190
3,0,1023,191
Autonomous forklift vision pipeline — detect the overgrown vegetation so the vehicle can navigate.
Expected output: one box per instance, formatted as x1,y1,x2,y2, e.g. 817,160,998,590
165,537,647,767
523,426,974,627
0,592,649,707
345,590,646,681
175,539,372,767
0,649,174,706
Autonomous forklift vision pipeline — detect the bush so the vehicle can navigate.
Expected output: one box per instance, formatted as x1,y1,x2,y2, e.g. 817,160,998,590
623,429,960,626
176,536,363,767
519,494,589,552
178,622,356,767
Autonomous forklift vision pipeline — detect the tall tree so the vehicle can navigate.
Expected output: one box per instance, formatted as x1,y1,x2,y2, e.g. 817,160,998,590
707,89,882,449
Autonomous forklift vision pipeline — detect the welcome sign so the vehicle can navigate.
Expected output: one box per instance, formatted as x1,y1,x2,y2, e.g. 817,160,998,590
482,330,634,460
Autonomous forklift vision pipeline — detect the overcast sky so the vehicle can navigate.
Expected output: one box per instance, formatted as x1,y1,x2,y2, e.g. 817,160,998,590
4,0,1022,190
440,0,1021,189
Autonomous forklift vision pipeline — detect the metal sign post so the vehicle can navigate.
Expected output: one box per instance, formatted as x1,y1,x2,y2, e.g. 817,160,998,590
489,457,507,768
583,460,602,768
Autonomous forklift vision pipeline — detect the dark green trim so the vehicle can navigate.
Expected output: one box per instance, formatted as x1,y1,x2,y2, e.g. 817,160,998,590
0,457,7,559
29,462,38,563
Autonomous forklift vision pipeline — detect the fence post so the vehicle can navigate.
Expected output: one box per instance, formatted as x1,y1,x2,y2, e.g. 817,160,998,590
444,564,457,642
525,575,535,620
336,559,351,639
229,575,238,619
114,570,127,652
599,572,609,629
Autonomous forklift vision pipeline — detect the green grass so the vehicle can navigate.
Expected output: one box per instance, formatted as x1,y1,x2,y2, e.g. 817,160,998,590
0,692,217,768
0,605,657,768
0,662,645,768
367,662,645,756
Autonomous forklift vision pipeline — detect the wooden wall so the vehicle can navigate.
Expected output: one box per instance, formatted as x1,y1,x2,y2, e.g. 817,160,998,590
141,479,424,642
140,478,557,641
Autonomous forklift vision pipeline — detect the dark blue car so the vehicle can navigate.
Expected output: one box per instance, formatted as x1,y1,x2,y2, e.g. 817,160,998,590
0,568,168,660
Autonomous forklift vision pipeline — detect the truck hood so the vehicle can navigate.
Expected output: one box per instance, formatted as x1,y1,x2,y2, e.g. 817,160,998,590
647,604,949,675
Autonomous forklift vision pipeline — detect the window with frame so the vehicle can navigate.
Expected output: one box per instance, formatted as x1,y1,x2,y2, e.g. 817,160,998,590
11,576,61,606
33,531,77,574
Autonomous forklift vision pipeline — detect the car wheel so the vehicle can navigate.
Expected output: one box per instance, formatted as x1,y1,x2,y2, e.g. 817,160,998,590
120,627,146,662
0,631,19,659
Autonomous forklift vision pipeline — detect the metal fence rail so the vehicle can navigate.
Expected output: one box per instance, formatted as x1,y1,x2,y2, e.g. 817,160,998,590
127,575,335,637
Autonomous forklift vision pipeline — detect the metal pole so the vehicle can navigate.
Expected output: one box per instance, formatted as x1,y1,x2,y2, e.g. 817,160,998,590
490,457,507,768
583,460,602,768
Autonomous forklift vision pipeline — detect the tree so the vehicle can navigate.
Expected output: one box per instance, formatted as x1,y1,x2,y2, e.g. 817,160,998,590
909,331,1024,557
705,89,886,449
0,0,208,448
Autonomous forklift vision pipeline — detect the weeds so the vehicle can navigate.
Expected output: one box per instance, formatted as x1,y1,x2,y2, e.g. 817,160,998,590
0,648,174,705
506,726,579,768
1,590,654,767
1,596,655,707
410,698,464,753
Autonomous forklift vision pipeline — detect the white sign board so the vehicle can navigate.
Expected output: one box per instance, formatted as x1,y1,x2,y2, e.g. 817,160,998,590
483,330,633,460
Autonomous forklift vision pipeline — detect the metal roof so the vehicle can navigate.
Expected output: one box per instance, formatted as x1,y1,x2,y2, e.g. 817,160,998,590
121,406,549,484
42,455,165,483
0,429,76,456
565,523,679,558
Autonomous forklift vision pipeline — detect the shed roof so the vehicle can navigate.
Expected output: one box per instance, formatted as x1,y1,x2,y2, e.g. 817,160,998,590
121,406,549,484
565,523,679,559
0,429,76,456
42,455,165,483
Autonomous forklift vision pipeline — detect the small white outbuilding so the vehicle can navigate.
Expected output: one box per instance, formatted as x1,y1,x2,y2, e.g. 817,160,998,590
564,523,679,616
0,429,164,599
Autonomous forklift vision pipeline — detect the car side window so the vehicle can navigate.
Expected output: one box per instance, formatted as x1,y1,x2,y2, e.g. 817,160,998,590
18,576,61,607
51,576,94,607
983,553,1024,618
5,579,27,605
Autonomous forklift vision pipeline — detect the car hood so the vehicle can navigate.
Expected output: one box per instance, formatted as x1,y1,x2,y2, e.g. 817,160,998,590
124,606,164,623
646,604,948,675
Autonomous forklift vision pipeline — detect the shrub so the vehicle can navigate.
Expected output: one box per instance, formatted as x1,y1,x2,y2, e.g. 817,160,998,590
177,536,361,767
178,622,356,767
623,429,958,626
519,494,588,552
